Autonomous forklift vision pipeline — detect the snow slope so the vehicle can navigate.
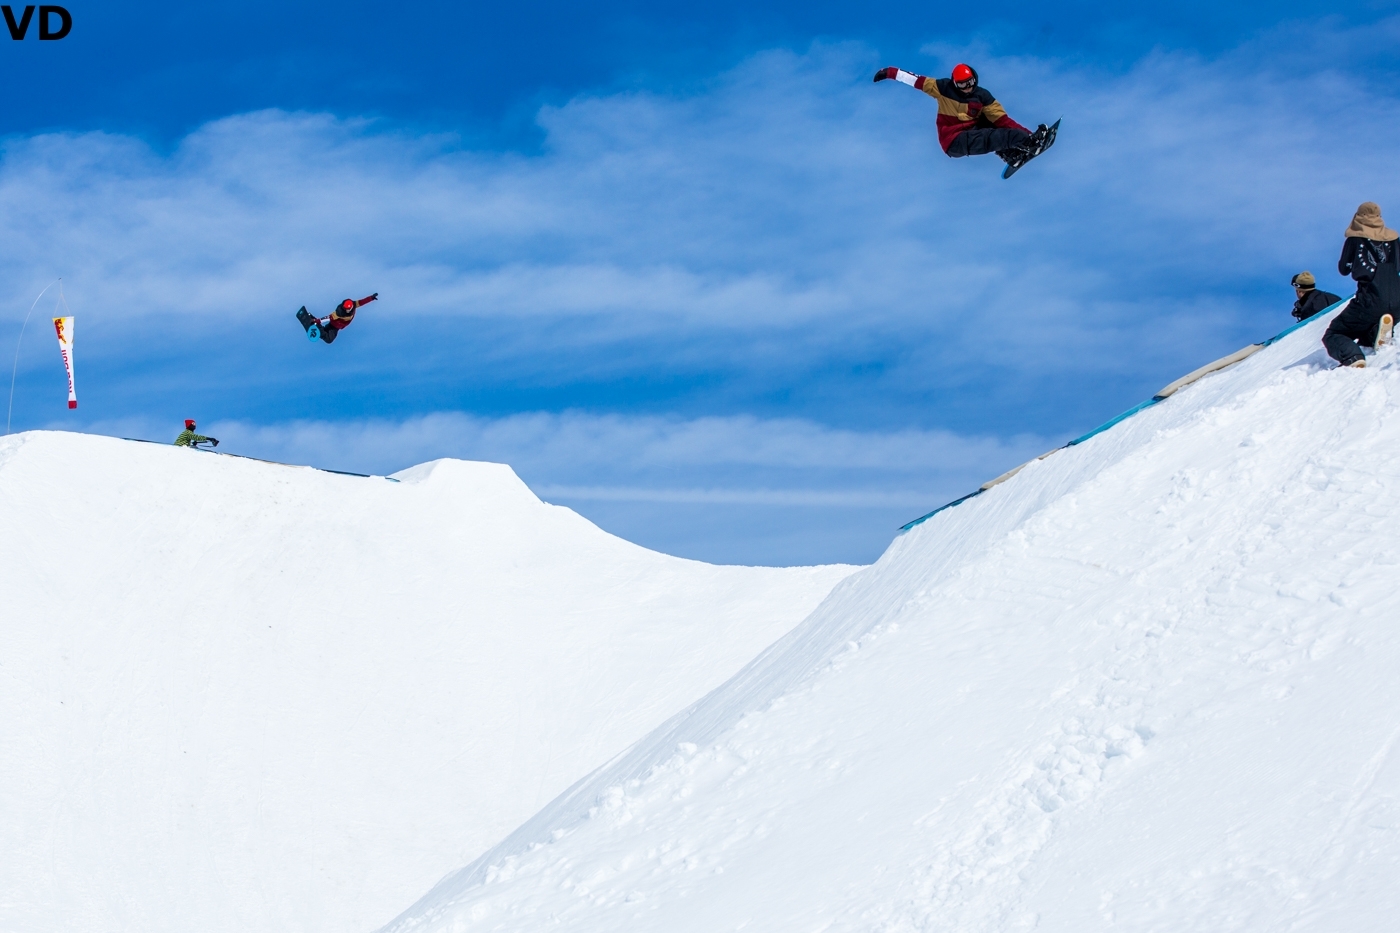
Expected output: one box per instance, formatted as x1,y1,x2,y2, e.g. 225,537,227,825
386,308,1400,932
0,432,854,933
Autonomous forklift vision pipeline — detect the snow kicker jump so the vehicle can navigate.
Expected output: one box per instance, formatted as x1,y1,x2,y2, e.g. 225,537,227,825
297,293,378,344
873,63,1057,178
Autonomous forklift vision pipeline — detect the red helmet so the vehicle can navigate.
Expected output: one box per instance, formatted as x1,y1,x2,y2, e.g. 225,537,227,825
185,419,196,429
951,63,977,87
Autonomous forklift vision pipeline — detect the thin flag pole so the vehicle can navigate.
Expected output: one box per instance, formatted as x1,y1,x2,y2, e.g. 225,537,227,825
7,278,62,435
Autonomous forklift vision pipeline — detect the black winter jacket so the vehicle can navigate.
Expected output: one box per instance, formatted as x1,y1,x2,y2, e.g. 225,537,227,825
1339,236,1400,314
1291,288,1341,321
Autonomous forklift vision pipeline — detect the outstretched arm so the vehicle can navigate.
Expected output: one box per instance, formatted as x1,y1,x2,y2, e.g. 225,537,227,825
873,67,937,95
357,293,378,308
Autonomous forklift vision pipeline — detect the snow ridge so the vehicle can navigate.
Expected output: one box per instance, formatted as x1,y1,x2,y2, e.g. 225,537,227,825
384,309,1400,932
0,436,853,933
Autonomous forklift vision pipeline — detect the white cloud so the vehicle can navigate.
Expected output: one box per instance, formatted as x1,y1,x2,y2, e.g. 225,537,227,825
4,33,1395,377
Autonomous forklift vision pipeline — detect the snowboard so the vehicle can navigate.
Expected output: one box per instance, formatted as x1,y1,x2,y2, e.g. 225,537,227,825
296,307,322,341
1002,118,1060,180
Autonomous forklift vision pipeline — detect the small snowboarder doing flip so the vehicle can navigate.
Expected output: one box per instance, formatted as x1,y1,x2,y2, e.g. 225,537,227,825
297,293,378,344
873,63,1057,178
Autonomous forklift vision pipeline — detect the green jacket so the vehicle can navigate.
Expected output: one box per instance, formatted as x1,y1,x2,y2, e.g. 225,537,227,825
173,430,212,447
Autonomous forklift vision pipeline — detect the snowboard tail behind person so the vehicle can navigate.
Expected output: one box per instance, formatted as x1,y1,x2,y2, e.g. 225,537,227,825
873,63,1055,175
1324,203,1400,368
297,293,378,344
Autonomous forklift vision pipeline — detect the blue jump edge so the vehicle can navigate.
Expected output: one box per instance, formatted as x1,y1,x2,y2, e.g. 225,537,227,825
121,437,401,482
898,299,1347,533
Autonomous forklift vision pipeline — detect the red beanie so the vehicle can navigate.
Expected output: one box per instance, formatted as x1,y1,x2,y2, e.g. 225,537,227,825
185,419,196,429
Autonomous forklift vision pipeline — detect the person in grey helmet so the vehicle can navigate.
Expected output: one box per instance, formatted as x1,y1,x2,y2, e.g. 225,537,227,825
1289,271,1340,322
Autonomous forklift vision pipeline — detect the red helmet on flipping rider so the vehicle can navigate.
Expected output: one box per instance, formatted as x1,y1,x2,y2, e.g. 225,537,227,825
951,63,978,91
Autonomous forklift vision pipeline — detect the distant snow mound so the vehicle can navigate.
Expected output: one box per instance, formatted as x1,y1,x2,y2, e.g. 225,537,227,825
0,432,854,933
386,309,1400,932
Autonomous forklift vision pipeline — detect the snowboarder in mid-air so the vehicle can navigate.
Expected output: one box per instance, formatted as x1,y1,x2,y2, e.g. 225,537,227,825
297,293,378,344
873,63,1057,178
173,419,218,449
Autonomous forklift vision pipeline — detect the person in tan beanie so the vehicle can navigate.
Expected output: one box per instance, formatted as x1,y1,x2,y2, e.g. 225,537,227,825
1290,271,1340,321
1323,202,1399,367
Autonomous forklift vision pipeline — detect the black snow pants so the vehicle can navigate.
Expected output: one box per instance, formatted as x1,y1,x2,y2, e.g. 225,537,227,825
1322,304,1384,366
1326,236,1400,365
946,126,1031,158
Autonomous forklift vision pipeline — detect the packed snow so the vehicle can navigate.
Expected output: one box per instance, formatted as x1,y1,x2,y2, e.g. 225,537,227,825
384,308,1400,932
0,433,855,933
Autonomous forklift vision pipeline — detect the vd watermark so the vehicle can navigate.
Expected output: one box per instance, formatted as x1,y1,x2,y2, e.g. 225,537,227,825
3,5,71,40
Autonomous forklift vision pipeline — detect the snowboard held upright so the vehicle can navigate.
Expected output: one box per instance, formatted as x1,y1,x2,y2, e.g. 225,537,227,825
296,307,322,341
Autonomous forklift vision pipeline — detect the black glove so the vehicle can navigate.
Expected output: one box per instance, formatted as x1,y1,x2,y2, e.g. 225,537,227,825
873,67,896,83
210,438,219,447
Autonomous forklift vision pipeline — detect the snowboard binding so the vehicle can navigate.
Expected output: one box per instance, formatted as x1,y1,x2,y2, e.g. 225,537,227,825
1002,119,1060,179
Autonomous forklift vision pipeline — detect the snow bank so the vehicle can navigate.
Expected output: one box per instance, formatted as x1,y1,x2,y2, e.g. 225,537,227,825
386,309,1400,932
0,433,854,933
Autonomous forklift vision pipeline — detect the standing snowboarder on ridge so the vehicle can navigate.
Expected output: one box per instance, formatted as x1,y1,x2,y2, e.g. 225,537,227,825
297,293,378,344
173,419,218,449
1324,202,1399,369
873,63,1054,175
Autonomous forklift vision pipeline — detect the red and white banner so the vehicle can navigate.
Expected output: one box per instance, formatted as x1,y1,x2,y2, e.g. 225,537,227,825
53,316,76,409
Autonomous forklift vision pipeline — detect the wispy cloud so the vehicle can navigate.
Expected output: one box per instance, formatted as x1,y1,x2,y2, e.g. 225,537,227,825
6,36,1394,369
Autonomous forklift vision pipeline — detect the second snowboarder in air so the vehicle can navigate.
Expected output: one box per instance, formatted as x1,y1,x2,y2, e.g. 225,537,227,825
297,293,379,344
873,63,1055,177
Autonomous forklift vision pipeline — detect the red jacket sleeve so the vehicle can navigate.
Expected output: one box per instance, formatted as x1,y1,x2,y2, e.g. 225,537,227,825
993,113,1030,133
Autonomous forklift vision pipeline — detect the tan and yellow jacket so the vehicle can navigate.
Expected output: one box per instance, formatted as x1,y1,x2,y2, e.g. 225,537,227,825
890,68,1028,153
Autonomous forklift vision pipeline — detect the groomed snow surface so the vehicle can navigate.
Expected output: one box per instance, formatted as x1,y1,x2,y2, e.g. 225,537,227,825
385,308,1400,932
0,436,854,933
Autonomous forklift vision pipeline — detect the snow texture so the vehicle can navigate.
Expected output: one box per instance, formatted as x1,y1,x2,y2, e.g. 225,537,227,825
385,308,1400,932
0,434,854,933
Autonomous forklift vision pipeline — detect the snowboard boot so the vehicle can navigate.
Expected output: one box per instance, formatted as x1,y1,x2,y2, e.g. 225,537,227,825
1025,124,1050,155
1347,358,1367,368
1375,313,1394,348
998,141,1034,169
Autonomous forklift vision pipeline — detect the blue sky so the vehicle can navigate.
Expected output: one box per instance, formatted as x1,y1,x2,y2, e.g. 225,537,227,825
3,1,1399,564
